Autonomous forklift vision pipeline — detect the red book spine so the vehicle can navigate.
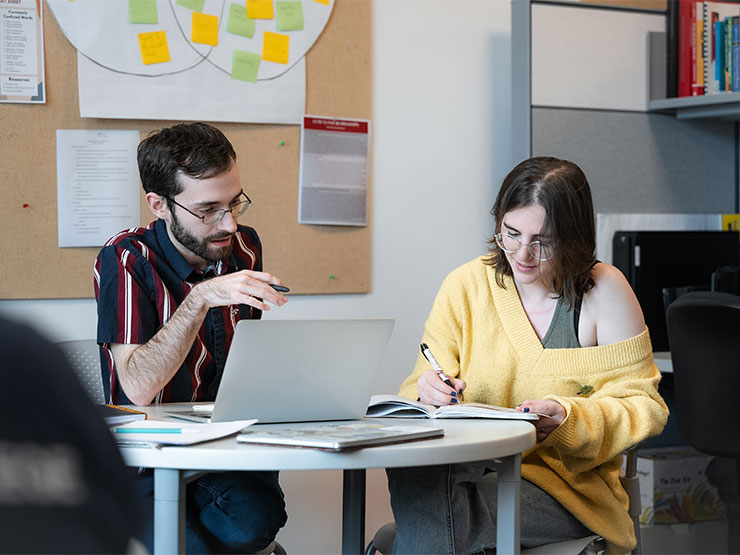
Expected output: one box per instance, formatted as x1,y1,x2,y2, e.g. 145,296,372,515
679,0,692,96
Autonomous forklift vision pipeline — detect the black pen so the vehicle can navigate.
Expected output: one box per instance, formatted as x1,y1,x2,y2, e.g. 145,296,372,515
420,343,460,399
269,284,290,292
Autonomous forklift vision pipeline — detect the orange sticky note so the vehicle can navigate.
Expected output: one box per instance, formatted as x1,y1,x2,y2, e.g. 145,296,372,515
262,31,289,64
138,31,170,64
192,12,219,46
247,0,274,19
312,0,330,5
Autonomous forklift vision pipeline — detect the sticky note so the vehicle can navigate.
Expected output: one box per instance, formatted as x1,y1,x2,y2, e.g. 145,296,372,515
129,0,158,24
246,0,274,20
276,1,303,31
227,2,256,38
176,0,205,12
262,31,289,64
138,31,170,64
232,49,261,83
192,12,219,46
722,213,740,231
312,0,330,5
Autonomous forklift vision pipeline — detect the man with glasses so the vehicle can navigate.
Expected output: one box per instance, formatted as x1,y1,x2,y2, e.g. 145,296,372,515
94,122,288,554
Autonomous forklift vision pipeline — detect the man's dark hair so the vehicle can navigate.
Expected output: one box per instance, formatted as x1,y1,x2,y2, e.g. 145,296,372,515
137,122,237,200
484,156,597,309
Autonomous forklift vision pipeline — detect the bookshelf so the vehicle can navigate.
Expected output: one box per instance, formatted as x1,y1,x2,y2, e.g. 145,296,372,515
649,92,740,119
647,29,740,119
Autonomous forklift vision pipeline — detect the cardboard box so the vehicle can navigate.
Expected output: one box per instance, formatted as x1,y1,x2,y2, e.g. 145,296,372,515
636,447,726,525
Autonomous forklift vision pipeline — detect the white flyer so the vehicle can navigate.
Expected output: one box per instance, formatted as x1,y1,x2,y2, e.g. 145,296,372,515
298,116,370,226
56,129,141,248
0,0,45,103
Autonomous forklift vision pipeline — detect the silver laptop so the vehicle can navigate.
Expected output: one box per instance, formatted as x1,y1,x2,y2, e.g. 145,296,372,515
167,318,394,424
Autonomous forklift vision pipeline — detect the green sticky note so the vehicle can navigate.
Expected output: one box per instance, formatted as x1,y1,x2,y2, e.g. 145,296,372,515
129,0,158,24
176,0,205,12
276,1,304,31
227,2,256,38
232,49,260,83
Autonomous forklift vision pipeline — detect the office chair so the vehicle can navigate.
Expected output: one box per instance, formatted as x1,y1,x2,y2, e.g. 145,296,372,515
366,447,642,555
666,291,740,554
57,339,106,404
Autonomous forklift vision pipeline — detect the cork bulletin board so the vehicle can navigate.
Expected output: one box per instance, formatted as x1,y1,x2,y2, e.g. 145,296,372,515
0,0,371,299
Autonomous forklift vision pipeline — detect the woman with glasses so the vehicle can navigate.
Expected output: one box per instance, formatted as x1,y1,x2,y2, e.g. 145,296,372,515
386,157,668,554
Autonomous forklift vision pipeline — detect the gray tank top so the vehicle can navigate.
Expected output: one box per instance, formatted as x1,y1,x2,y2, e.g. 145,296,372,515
540,296,581,349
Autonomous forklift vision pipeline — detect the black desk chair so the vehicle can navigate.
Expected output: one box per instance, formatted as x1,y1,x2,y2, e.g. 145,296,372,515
666,291,740,554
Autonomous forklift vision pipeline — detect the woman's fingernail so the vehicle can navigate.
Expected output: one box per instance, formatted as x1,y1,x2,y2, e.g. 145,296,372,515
450,391,457,397
458,389,464,395
451,398,458,404
523,407,530,413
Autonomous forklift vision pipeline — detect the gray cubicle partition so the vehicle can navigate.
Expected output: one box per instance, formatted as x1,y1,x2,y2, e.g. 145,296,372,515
532,108,736,215
512,0,739,216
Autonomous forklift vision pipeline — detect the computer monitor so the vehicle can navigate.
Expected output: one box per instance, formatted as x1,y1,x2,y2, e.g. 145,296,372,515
612,230,740,351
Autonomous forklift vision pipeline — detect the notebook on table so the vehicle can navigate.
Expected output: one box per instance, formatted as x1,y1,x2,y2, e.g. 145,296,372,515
166,318,394,424
236,421,444,451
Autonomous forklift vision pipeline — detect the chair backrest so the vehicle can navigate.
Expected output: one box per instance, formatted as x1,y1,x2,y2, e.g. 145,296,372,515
666,291,740,459
57,340,105,404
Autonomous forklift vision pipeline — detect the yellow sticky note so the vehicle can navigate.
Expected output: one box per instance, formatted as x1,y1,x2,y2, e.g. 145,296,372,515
262,31,289,64
138,31,170,64
312,0,330,5
192,12,219,46
247,0,274,19
723,214,740,232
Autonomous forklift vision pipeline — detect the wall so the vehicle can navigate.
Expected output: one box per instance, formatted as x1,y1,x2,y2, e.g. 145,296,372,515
0,0,512,552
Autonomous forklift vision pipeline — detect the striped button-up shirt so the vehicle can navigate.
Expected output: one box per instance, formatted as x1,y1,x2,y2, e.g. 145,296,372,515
94,219,262,404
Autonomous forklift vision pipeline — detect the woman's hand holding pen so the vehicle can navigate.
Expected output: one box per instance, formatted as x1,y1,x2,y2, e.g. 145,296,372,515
516,399,565,442
417,369,467,406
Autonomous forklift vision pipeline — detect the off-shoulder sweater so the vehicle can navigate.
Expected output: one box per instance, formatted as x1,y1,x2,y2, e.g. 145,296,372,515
398,257,669,554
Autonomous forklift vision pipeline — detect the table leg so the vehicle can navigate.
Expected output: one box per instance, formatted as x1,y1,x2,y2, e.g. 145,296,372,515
342,468,366,555
496,453,522,555
154,468,187,555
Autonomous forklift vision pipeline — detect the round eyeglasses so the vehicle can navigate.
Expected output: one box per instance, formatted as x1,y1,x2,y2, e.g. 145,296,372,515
494,232,554,261
167,192,251,225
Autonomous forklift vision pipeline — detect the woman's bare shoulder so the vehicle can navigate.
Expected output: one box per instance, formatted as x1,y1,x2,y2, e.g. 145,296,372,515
585,263,647,345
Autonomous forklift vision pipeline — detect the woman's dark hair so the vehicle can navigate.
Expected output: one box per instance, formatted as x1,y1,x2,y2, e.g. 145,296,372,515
137,122,237,203
484,156,596,308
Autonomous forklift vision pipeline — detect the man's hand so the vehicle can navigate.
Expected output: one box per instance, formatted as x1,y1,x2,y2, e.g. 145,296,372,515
516,399,565,442
417,368,467,406
111,270,288,405
191,270,288,312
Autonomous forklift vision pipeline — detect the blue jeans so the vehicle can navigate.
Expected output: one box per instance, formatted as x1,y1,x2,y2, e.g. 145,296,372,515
135,469,287,554
387,461,591,554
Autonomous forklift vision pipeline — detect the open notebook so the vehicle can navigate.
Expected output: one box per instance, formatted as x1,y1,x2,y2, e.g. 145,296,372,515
167,318,394,424
366,394,540,420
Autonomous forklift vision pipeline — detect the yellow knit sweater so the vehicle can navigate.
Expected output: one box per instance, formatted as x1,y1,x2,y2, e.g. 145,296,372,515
398,257,668,554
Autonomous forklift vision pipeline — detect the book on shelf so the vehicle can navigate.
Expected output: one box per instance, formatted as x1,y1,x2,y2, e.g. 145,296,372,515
97,404,147,425
703,1,740,94
365,394,539,421
694,1,705,96
678,0,693,96
667,0,679,98
732,15,740,90
236,421,444,451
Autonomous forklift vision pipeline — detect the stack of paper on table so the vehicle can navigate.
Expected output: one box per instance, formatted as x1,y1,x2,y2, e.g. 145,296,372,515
366,394,539,420
112,419,256,447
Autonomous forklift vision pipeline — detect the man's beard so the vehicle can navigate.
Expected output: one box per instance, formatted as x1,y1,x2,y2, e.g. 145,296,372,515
170,212,233,263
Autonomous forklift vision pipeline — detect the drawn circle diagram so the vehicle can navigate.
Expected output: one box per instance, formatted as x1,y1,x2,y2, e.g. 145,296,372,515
46,0,334,80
